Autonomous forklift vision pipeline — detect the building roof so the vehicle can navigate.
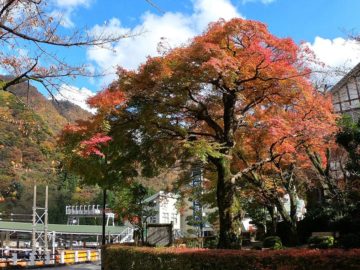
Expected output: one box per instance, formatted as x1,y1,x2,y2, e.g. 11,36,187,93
143,191,179,203
0,221,127,236
330,62,360,94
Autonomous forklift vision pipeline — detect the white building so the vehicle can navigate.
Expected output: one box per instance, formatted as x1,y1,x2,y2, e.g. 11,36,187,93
144,191,215,237
328,63,360,179
144,191,256,237
330,62,360,118
143,191,181,231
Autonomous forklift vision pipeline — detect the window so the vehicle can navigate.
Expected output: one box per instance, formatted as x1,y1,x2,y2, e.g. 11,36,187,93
171,213,177,224
203,231,213,237
149,216,157,224
162,212,169,223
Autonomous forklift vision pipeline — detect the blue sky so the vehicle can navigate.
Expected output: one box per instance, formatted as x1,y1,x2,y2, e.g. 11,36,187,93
45,0,360,111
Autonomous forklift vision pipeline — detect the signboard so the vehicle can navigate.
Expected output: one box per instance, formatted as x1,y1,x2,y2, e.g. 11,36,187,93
146,223,173,247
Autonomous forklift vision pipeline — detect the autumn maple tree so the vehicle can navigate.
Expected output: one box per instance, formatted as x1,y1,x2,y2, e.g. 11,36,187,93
235,86,337,244
60,18,338,248
59,87,126,187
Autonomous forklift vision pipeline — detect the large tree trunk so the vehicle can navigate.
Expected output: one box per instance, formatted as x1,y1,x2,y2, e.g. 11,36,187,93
213,157,236,249
273,196,298,246
306,148,345,204
266,204,277,235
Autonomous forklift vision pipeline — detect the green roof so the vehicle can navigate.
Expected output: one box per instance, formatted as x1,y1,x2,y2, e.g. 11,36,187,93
0,221,128,235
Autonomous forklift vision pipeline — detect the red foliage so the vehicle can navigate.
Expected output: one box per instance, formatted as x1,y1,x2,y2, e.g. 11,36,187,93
104,246,360,270
79,133,112,158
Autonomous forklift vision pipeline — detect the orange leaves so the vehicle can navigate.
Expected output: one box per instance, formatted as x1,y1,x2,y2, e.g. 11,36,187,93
243,82,338,171
189,18,302,90
87,87,126,111
60,83,127,163
111,18,338,169
62,122,89,135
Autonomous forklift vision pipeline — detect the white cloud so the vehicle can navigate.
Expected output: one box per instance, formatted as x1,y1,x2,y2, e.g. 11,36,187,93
54,0,91,8
51,0,92,28
306,37,360,68
54,84,96,113
87,0,243,84
192,0,242,31
242,0,276,4
49,10,75,28
304,37,360,85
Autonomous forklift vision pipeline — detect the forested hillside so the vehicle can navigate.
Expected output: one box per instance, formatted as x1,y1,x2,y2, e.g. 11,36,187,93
0,82,97,223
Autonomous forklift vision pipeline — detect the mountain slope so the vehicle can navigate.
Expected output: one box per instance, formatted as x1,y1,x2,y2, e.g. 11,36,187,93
52,100,91,123
6,81,90,133
0,82,92,220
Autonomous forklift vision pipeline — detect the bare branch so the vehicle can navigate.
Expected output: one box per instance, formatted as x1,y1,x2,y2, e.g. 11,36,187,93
2,58,38,90
145,0,165,14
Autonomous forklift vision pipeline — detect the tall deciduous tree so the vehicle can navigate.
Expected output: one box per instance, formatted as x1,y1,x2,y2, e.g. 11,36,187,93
236,87,337,244
58,89,126,188
61,18,338,248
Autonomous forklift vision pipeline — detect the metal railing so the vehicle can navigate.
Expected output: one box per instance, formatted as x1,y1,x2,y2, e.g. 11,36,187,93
66,205,102,216
111,227,134,244
0,248,101,267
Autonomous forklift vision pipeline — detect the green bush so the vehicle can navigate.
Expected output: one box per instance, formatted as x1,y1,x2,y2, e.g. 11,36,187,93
203,236,218,249
338,233,360,249
263,236,282,250
308,236,334,249
103,245,360,270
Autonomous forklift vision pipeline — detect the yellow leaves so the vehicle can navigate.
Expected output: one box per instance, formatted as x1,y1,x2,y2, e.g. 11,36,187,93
101,120,111,133
184,139,224,162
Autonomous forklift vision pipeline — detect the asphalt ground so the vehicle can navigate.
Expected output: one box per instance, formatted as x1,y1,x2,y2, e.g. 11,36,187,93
34,262,101,270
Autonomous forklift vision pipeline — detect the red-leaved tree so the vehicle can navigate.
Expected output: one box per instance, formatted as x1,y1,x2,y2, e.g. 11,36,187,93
61,18,338,248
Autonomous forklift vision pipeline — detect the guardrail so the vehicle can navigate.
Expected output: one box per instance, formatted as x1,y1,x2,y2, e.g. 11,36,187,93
0,249,101,267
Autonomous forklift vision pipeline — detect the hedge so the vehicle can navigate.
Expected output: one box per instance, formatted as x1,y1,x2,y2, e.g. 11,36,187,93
102,245,360,270
308,236,334,249
263,236,283,250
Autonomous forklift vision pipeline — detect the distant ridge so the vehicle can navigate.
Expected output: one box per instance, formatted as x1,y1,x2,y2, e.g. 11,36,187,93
0,79,91,219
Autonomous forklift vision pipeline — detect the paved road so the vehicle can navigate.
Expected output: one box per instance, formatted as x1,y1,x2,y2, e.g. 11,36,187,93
36,263,101,270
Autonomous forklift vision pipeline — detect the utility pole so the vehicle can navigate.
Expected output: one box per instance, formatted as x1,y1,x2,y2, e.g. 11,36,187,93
44,186,49,260
102,188,107,246
101,188,107,270
31,184,49,265
31,185,37,259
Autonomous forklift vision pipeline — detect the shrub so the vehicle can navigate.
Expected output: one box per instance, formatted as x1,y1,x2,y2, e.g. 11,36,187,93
308,236,334,249
103,245,360,270
203,236,218,249
338,233,360,249
263,236,282,250
174,237,204,248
